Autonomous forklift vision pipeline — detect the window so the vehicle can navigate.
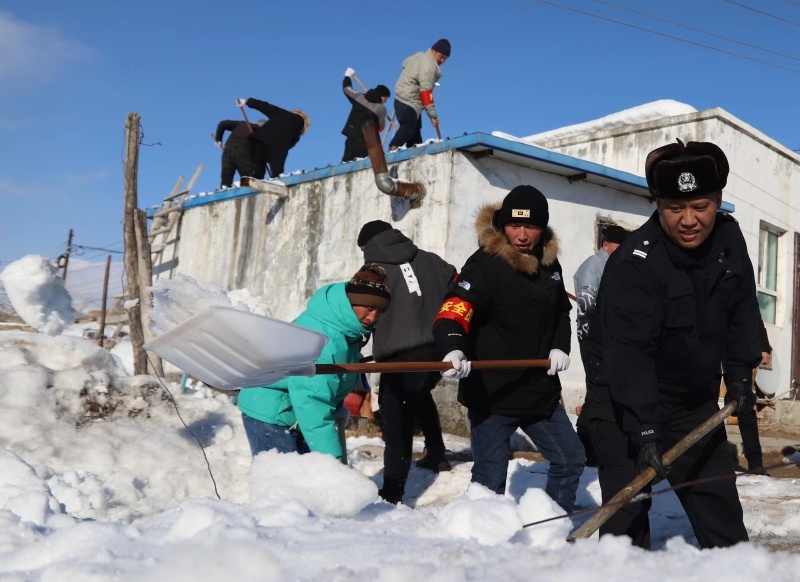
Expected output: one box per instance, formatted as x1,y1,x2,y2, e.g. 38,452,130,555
757,223,781,324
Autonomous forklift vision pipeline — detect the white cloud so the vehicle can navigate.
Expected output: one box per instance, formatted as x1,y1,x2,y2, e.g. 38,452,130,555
0,10,92,91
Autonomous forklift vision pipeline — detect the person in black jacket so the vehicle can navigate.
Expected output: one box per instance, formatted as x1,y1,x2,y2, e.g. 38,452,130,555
581,139,761,549
341,68,390,163
236,97,310,179
214,119,260,188
432,185,585,511
359,220,458,504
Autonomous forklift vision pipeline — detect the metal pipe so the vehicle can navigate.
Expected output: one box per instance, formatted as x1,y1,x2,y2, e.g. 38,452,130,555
362,118,425,205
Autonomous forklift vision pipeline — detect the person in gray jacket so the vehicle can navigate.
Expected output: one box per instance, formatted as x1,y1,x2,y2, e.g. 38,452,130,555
358,220,458,504
573,224,629,466
388,39,450,151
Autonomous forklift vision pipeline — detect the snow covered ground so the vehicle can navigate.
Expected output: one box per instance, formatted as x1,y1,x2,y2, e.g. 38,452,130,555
1,255,799,581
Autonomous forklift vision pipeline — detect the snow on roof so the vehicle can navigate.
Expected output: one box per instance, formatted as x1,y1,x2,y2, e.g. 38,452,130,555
509,99,698,145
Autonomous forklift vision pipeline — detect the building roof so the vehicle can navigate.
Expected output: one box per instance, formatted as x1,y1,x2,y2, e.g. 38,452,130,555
148,132,736,216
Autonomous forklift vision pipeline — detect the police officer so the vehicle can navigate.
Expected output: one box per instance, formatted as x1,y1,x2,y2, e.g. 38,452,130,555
580,139,761,549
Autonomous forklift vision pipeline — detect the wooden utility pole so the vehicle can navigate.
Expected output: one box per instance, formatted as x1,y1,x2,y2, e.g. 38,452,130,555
61,228,74,280
123,112,147,375
96,255,111,347
134,208,164,377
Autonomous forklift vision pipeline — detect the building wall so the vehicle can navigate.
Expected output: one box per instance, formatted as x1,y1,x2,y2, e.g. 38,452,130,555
536,108,800,398
156,149,656,434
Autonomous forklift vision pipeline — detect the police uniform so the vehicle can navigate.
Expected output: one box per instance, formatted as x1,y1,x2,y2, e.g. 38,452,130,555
581,140,761,549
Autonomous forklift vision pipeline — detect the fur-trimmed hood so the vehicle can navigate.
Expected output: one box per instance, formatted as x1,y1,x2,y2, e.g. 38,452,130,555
475,203,560,276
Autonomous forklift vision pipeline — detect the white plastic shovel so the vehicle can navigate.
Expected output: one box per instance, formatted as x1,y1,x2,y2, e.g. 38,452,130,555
145,306,553,391
144,306,329,390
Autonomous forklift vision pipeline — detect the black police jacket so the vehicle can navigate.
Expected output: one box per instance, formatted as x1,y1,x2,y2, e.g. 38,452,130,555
582,211,762,441
433,204,572,418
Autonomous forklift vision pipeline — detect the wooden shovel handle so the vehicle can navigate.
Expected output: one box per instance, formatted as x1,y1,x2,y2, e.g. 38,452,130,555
567,400,738,542
315,359,551,375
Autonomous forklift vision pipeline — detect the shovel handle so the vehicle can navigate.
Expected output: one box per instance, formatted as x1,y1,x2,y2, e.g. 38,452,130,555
315,359,551,375
566,400,738,542
239,105,254,133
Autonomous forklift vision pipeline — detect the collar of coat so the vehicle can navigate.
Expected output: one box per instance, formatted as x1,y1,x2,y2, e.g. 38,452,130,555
475,203,559,276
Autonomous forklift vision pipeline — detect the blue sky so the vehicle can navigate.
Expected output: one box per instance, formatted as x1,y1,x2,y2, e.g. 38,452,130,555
1,0,799,267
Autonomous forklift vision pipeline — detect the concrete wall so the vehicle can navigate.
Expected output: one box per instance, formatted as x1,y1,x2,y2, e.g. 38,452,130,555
155,148,657,434
535,108,800,399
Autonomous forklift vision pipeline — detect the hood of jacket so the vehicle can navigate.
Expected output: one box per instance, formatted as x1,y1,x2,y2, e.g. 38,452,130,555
475,203,559,275
302,282,369,341
362,229,418,265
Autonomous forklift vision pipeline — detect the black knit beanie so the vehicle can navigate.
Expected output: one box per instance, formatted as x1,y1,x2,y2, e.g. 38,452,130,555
493,185,549,230
602,225,630,245
375,84,391,99
357,220,393,247
346,264,391,312
431,39,451,57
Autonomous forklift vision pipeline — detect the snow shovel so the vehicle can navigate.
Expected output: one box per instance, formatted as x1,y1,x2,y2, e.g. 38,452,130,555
144,306,551,390
567,400,738,542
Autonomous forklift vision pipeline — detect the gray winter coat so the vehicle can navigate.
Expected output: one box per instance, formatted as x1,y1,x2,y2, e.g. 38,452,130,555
573,247,609,342
394,50,442,120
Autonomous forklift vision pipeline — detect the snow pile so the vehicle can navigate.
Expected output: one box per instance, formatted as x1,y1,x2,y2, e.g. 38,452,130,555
149,274,250,337
0,254,76,334
496,99,698,145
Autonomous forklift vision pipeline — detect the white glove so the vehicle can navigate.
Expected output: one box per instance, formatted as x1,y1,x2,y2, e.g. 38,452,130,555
442,350,471,378
236,98,247,107
344,67,356,78
548,349,570,376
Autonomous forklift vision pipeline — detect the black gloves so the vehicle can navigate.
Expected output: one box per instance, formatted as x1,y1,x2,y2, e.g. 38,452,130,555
637,440,669,485
724,381,757,417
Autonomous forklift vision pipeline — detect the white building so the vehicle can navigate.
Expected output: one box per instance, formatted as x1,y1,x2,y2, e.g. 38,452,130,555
150,101,800,432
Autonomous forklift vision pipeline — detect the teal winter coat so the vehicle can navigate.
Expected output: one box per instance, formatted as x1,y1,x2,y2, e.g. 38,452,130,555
237,283,368,461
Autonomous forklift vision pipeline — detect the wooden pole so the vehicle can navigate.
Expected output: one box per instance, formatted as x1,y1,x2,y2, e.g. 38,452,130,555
123,112,147,375
96,255,111,347
134,208,164,377
61,228,73,280
566,401,738,542
315,359,551,375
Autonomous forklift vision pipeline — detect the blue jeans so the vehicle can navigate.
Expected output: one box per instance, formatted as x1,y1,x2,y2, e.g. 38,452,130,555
241,413,309,457
468,404,586,510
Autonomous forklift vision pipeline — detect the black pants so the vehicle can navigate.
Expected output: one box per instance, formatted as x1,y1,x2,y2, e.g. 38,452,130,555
378,371,444,497
388,100,422,149
250,141,281,179
736,395,763,469
220,145,255,188
342,135,367,162
588,399,748,549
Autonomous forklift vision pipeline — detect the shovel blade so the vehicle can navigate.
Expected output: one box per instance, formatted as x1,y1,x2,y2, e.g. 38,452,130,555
145,306,328,390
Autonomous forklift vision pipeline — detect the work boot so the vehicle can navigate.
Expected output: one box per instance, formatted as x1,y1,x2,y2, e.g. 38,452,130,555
379,478,404,505
416,449,451,473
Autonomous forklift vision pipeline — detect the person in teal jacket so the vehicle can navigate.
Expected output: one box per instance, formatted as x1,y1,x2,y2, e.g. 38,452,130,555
238,264,391,462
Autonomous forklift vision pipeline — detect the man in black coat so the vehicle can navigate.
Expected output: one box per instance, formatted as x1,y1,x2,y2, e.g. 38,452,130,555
432,185,585,511
236,97,310,179
341,68,390,162
359,220,457,504
214,119,258,188
581,139,761,549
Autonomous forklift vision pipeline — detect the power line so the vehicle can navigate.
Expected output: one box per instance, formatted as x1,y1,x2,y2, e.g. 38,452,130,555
535,0,800,74
593,0,800,62
726,0,800,27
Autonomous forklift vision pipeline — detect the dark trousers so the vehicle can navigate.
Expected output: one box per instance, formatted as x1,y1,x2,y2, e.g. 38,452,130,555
588,399,749,549
736,404,763,469
468,405,585,511
388,100,422,149
342,135,368,162
378,371,443,497
250,141,280,179
220,145,255,188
